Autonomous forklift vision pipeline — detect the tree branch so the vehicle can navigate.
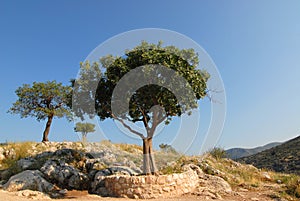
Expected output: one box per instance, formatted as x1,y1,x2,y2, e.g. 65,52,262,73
206,88,223,104
139,107,150,131
54,102,63,109
148,107,167,138
111,113,145,139
157,115,167,125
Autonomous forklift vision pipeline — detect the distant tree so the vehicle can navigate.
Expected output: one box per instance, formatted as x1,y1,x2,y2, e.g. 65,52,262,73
94,41,210,174
8,81,72,142
159,143,178,154
209,147,227,160
74,122,95,142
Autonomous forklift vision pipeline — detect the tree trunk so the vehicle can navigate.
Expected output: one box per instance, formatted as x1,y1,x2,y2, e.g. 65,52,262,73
143,138,158,175
42,114,53,142
82,133,87,143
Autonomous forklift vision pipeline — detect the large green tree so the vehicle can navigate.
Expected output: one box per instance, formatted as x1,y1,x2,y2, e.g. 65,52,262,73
74,122,96,142
8,81,72,142
88,41,209,174
96,42,209,174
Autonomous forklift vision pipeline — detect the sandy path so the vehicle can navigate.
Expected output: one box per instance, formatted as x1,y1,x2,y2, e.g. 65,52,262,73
0,189,278,201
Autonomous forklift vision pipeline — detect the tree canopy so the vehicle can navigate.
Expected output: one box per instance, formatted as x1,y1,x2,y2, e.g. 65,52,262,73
8,80,72,141
95,41,209,124
74,122,96,142
78,41,210,174
71,61,101,120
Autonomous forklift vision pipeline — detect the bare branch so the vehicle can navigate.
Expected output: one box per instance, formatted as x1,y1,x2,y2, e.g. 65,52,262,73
206,88,224,104
139,106,149,130
148,109,167,138
111,113,145,139
157,115,167,125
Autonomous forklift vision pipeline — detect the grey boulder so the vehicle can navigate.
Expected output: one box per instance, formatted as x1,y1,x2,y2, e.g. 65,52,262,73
3,170,54,193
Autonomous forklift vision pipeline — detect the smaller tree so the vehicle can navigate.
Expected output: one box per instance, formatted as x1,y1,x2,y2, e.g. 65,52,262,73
159,143,178,154
74,122,95,142
209,147,227,160
8,81,72,142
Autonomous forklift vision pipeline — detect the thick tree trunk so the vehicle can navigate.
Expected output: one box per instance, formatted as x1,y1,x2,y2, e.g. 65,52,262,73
42,114,53,142
143,138,158,175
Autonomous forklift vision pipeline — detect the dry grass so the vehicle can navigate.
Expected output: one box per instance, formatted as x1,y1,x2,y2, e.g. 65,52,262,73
1,141,300,200
0,141,35,169
205,154,300,199
273,173,300,198
115,143,143,153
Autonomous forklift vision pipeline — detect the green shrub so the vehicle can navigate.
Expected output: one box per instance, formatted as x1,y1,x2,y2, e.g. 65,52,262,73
209,147,227,160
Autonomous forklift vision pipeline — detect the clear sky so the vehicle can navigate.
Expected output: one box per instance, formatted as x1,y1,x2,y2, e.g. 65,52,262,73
0,1,299,153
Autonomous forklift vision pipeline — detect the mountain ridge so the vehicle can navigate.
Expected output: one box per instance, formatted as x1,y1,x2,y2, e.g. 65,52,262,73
238,135,300,175
226,142,282,159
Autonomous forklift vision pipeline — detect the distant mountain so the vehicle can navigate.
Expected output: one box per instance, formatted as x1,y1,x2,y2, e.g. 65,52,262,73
238,135,300,175
226,142,282,159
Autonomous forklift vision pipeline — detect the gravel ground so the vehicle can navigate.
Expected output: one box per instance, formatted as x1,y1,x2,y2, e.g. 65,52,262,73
0,189,279,201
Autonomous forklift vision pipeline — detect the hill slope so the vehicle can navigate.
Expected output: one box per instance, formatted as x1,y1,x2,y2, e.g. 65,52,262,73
226,142,282,159
238,135,300,175
0,141,299,200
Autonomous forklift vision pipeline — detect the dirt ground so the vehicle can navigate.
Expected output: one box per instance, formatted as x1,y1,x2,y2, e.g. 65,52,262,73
0,188,281,201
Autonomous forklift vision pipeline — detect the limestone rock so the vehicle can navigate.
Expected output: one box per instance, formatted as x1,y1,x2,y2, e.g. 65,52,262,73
3,170,54,193
17,158,37,170
89,172,107,196
108,166,140,176
40,159,89,190
183,164,204,176
35,151,53,159
193,173,232,199
3,149,16,159
261,172,272,181
0,147,5,161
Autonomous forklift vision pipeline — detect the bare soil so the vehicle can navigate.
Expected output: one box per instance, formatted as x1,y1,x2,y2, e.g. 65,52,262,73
0,187,281,201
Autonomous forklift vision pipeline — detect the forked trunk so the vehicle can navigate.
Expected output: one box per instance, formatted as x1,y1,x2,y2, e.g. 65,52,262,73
42,114,53,142
143,137,158,175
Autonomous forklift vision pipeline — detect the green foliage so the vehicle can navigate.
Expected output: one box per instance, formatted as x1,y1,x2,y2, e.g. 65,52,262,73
8,81,72,141
8,81,72,121
71,61,101,120
74,122,96,142
159,143,178,154
209,147,227,160
76,41,209,174
94,41,209,138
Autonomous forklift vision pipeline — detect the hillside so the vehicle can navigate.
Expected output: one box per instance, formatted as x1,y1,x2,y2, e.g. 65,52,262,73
238,135,300,175
226,142,282,159
0,141,299,200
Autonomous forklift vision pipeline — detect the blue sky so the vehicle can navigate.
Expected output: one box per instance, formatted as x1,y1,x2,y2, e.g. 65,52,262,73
0,1,299,153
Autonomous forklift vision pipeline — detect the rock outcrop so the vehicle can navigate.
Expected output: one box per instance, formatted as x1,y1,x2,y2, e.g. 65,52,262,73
41,159,89,190
3,170,55,193
0,142,234,200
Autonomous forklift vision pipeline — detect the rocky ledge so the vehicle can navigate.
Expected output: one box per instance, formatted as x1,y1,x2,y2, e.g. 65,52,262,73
0,142,232,199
